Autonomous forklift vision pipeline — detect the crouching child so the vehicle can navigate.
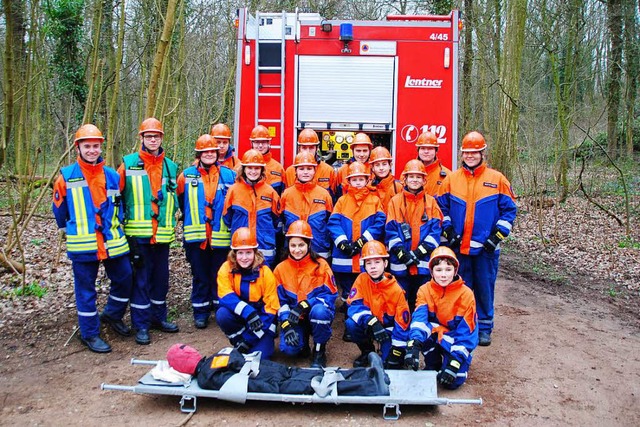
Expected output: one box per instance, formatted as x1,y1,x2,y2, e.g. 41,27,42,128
404,247,478,389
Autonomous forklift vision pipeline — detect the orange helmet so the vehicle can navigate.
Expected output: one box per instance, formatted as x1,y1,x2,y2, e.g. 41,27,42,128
210,123,231,140
415,131,438,148
351,132,373,148
461,131,487,152
285,220,314,240
241,149,266,167
297,128,320,146
428,246,459,273
402,159,428,177
346,162,370,180
138,118,164,135
74,124,104,145
360,240,389,260
195,134,219,152
369,146,392,164
250,125,271,141
293,152,317,168
231,227,258,250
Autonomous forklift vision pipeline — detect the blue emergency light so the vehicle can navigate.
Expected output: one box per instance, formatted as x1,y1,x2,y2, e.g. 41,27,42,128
339,23,353,41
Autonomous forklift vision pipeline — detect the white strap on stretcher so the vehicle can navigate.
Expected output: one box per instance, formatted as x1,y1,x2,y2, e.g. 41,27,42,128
217,351,262,404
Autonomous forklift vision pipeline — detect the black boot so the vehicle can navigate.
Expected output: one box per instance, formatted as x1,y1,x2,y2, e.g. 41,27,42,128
310,343,327,368
353,341,375,367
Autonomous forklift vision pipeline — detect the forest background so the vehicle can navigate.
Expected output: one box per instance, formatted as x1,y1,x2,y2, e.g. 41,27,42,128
0,0,638,312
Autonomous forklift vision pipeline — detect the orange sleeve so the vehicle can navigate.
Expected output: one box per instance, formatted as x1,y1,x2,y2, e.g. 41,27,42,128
261,266,281,315
117,164,126,191
52,175,66,208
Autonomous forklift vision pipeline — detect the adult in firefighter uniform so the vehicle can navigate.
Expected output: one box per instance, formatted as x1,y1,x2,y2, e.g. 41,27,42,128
405,247,478,389
369,146,402,213
346,241,410,369
335,132,372,198
216,228,280,359
249,125,285,195
416,131,451,196
118,117,179,345
53,124,132,353
280,152,333,258
437,131,517,346
223,149,280,267
328,162,385,300
210,123,239,170
284,128,336,200
386,160,443,311
177,134,236,329
273,220,338,368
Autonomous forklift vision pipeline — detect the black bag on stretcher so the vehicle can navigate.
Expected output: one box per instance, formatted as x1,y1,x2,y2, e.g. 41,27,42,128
195,347,390,397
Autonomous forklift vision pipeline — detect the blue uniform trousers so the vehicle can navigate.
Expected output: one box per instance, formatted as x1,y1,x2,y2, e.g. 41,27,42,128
397,274,430,313
457,250,499,335
422,336,472,390
216,306,276,359
280,304,334,355
71,256,132,339
130,243,170,330
184,243,227,321
345,318,392,360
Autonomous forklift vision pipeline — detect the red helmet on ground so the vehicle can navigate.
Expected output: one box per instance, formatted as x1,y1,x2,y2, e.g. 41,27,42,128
138,118,164,135
231,227,258,250
415,131,439,148
346,162,370,179
428,246,459,273
210,123,231,140
402,159,428,177
351,132,373,148
297,128,320,146
286,220,314,240
369,146,392,164
360,240,389,261
167,343,203,375
293,152,317,168
241,149,266,167
461,131,487,152
250,125,271,141
74,124,104,145
195,134,219,152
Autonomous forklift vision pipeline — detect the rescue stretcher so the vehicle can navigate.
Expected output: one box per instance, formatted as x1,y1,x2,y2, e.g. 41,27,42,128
101,356,482,420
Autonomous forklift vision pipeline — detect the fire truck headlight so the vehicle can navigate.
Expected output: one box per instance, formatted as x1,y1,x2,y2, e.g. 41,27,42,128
346,135,354,143
336,135,344,143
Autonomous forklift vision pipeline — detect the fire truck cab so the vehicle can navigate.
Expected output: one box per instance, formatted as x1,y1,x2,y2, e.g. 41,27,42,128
234,8,460,175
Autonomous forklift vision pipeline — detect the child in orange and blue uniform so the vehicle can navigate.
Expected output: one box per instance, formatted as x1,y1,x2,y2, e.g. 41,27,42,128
328,162,385,301
437,131,517,346
177,134,236,329
415,130,451,196
273,220,338,368
334,132,372,199
210,123,239,170
346,241,410,369
223,149,280,268
404,247,477,389
216,228,280,359
53,124,132,353
249,125,285,196
369,146,402,213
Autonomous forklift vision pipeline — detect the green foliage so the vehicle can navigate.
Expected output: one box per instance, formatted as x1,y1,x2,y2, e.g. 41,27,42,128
31,238,46,246
618,236,640,249
3,281,49,299
43,0,87,109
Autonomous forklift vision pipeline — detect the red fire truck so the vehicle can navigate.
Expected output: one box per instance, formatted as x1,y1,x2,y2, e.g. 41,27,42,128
233,8,461,174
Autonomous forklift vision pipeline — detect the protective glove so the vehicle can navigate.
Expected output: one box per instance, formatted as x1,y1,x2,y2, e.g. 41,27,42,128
483,230,506,252
234,339,251,354
353,236,367,253
395,248,417,266
438,358,461,385
246,311,264,332
367,316,390,344
281,320,300,347
338,241,355,257
384,346,405,369
287,300,310,325
442,227,461,249
404,340,421,371
411,243,432,260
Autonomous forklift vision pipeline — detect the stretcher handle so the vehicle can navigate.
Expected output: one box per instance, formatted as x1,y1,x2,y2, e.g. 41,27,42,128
130,358,161,366
101,383,136,392
441,397,483,405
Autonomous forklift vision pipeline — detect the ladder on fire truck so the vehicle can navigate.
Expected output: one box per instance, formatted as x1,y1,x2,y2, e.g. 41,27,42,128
254,11,288,164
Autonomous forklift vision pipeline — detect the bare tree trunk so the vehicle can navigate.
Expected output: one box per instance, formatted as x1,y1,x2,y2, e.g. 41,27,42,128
623,0,638,157
106,0,126,167
461,0,474,132
606,0,623,159
494,0,527,180
146,0,180,118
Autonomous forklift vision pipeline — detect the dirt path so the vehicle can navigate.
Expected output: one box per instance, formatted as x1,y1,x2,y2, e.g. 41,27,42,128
1,266,639,427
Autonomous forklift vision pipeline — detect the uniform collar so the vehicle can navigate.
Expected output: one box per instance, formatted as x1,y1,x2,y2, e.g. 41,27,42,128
430,276,464,292
139,147,165,164
288,253,313,268
462,161,485,176
294,180,317,191
77,156,105,175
